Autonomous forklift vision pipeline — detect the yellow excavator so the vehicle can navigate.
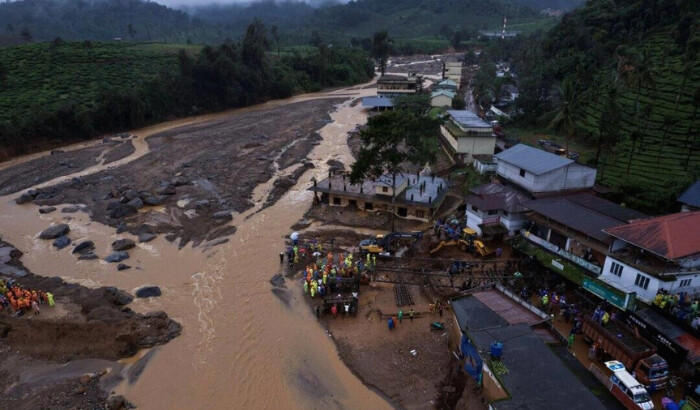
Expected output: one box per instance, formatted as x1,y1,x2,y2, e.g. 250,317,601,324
359,231,423,256
430,227,492,257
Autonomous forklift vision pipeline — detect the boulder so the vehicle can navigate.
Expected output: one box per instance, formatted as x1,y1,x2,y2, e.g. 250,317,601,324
156,185,176,195
100,175,116,183
122,189,140,201
105,251,129,263
15,193,34,204
116,222,128,234
164,233,178,243
106,394,134,410
269,274,286,288
195,199,210,209
112,238,135,251
70,177,84,187
138,224,155,234
78,252,98,260
61,206,80,213
139,232,157,243
52,236,71,249
212,210,233,221
50,149,65,155
127,197,144,209
144,195,167,206
106,201,121,211
170,176,189,187
117,263,131,271
109,204,137,219
103,286,133,306
39,207,57,214
72,241,95,254
40,224,70,239
135,286,162,298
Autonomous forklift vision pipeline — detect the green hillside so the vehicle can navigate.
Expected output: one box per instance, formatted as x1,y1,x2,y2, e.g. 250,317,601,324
0,42,201,124
513,0,699,212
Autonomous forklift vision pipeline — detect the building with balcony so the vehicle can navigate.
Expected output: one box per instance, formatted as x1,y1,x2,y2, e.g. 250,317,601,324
494,144,597,195
376,74,418,99
308,172,449,222
465,182,531,237
438,110,495,165
600,211,700,303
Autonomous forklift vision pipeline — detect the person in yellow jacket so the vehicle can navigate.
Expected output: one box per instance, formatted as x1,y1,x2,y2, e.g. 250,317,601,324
46,292,55,307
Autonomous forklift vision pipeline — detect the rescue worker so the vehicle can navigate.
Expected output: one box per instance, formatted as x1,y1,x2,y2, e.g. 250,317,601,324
388,317,395,331
398,309,404,323
409,309,414,322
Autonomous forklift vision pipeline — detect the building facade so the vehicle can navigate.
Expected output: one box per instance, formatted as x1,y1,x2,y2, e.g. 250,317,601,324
465,182,531,237
376,74,418,99
600,212,700,302
430,90,455,108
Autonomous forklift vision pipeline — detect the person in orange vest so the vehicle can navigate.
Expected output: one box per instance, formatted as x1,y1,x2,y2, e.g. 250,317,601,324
331,304,338,318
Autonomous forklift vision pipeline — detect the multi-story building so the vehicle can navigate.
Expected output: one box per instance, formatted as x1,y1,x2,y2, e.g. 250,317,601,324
438,110,495,164
376,74,418,99
600,211,700,303
465,182,531,237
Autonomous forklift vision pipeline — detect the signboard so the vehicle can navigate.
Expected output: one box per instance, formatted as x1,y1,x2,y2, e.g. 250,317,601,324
623,311,689,367
582,278,628,310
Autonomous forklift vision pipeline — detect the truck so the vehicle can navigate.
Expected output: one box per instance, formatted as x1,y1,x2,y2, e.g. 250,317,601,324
582,314,669,388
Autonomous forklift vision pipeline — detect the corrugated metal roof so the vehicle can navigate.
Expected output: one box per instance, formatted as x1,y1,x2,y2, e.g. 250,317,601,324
495,144,573,175
634,308,700,365
564,193,648,223
438,79,458,86
446,109,491,129
523,195,629,242
467,183,531,213
362,97,394,108
679,180,700,207
430,90,455,99
603,211,700,260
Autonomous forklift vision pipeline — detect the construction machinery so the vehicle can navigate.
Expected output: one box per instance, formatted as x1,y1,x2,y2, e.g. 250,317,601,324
430,227,492,257
359,231,423,256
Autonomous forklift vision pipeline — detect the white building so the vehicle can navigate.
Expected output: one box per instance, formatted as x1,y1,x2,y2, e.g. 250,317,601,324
473,154,497,174
376,74,418,99
430,90,455,108
438,110,495,165
444,62,463,86
465,182,531,237
494,144,597,195
600,211,700,303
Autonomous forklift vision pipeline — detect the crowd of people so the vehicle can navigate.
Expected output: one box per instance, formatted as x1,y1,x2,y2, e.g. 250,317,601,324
0,278,55,316
300,249,363,299
653,290,700,330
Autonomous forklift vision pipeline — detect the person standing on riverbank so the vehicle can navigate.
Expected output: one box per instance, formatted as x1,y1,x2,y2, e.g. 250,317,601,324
398,309,404,323
388,317,395,330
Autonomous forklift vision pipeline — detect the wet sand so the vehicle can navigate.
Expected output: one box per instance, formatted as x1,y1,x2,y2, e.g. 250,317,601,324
0,81,392,408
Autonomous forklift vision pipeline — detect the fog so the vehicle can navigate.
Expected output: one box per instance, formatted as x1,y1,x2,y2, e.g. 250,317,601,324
155,0,346,9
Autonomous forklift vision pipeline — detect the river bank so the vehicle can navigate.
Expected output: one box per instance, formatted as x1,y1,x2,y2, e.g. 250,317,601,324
0,81,399,408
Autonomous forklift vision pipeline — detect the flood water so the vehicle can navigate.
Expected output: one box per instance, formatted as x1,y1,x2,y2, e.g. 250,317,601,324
0,83,392,409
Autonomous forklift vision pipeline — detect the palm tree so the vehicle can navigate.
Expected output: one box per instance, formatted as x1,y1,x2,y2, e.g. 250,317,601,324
543,77,582,155
628,50,656,118
371,31,391,76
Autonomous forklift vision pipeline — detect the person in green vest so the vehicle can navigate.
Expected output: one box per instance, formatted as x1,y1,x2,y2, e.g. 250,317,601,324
568,333,575,349
409,309,414,322
398,309,404,323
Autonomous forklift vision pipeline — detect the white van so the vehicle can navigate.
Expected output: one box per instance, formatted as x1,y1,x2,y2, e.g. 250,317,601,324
606,361,655,409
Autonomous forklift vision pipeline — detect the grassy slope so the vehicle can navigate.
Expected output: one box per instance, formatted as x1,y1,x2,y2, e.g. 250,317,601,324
0,42,202,124
575,31,700,189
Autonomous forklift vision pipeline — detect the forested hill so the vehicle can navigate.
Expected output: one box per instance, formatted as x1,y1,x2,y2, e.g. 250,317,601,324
0,0,563,45
514,0,699,213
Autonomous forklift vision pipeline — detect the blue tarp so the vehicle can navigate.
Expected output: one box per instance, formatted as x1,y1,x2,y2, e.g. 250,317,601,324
460,334,483,381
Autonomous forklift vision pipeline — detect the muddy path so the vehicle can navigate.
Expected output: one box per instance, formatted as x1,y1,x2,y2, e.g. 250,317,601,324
0,80,392,409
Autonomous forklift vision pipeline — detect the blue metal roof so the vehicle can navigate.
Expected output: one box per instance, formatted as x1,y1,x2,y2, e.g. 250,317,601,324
679,180,700,207
446,110,491,129
495,144,573,175
362,97,394,108
430,90,455,99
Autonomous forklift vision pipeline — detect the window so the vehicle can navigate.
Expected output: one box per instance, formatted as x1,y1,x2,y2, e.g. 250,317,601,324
680,278,692,287
488,210,498,216
397,207,407,217
365,202,374,210
519,168,526,177
382,187,389,193
503,211,509,217
634,273,650,290
349,200,358,208
609,261,624,277
332,197,341,205
416,210,425,219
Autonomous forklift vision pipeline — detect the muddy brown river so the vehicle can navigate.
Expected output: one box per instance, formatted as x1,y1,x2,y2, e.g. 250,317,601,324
0,83,392,409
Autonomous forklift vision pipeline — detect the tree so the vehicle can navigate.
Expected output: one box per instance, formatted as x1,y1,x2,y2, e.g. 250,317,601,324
127,23,136,40
543,77,581,155
350,110,440,231
393,94,431,115
371,31,391,76
595,86,621,169
241,19,269,68
0,61,7,90
271,25,280,56
310,30,322,48
19,27,31,43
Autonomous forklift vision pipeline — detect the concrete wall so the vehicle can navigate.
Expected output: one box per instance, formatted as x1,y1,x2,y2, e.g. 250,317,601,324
373,177,408,197
600,257,700,302
431,94,452,107
466,205,526,236
497,161,596,193
328,194,431,221
474,160,497,174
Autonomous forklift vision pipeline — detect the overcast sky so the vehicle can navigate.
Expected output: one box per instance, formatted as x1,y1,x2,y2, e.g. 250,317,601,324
156,0,345,9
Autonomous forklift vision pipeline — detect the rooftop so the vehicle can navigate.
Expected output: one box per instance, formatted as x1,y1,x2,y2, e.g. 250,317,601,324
310,173,449,208
446,109,491,129
523,194,638,243
632,308,700,365
603,211,700,260
467,182,531,213
472,154,495,164
679,179,700,208
430,90,456,99
438,79,458,86
495,144,573,175
377,74,416,83
362,97,394,108
452,291,607,410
